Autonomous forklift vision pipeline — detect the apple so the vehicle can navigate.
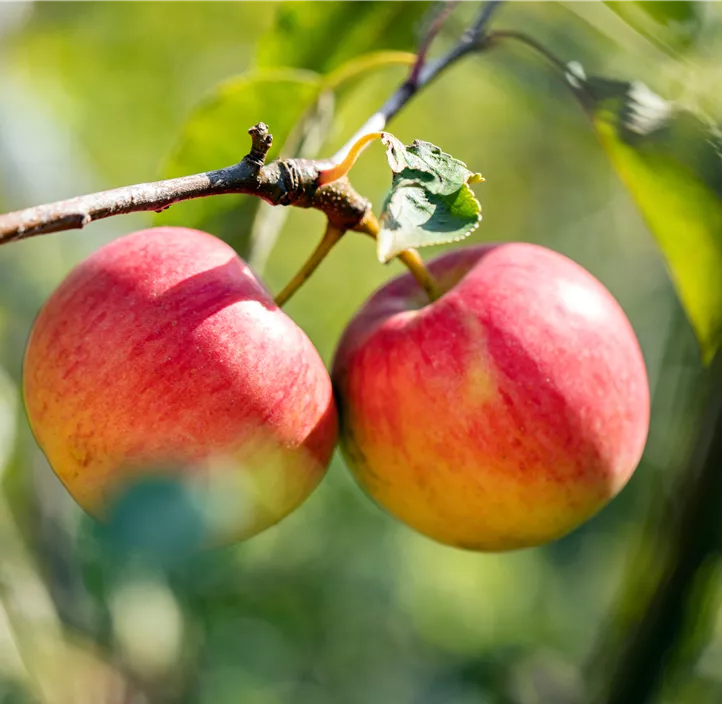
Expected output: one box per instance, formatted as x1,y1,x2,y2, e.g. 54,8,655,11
332,242,650,551
23,227,337,544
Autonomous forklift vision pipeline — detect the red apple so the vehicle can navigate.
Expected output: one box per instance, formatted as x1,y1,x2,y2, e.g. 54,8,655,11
332,242,650,551
23,227,337,544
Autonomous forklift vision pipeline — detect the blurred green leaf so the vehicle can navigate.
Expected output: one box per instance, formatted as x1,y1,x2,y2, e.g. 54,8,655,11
155,70,322,261
568,64,722,363
604,1,706,53
377,134,483,263
104,475,207,568
0,679,38,704
256,1,430,73
323,50,415,92
0,367,17,478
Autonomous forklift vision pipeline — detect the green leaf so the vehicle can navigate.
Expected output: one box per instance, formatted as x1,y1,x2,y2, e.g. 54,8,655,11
155,70,323,263
377,134,483,263
604,1,706,54
256,1,431,74
567,64,722,364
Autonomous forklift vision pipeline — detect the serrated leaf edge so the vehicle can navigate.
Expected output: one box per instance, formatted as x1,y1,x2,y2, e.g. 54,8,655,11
377,201,482,263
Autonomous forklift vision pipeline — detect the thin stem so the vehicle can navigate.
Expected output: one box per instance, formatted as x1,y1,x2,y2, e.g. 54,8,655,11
397,250,443,303
485,29,570,75
274,224,345,307
332,0,503,164
356,212,442,303
409,0,463,86
484,29,596,105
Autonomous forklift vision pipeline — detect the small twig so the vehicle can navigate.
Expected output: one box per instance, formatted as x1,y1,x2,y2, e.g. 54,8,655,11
485,29,570,75
409,0,462,86
331,0,503,164
484,29,597,107
274,224,345,307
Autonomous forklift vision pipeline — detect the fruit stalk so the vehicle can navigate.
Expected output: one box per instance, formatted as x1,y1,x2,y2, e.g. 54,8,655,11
356,212,442,303
274,224,345,307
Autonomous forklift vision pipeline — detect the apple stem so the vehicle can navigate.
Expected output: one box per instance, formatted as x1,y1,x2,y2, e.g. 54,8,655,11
397,249,443,302
354,212,443,303
274,223,345,307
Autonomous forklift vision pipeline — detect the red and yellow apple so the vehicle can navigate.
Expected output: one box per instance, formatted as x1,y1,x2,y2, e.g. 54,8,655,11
332,242,650,551
23,227,337,543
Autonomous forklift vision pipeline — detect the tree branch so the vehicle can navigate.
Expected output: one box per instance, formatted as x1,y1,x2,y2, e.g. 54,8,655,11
0,124,273,243
0,1,502,246
0,123,370,244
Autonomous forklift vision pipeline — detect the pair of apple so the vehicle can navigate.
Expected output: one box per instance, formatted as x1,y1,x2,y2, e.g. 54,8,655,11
22,227,650,551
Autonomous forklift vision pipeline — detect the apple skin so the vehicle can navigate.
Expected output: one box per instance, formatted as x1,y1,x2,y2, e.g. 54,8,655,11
332,242,650,551
23,227,337,544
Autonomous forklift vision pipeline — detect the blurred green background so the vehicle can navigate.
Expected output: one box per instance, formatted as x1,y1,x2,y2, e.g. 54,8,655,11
1,2,721,703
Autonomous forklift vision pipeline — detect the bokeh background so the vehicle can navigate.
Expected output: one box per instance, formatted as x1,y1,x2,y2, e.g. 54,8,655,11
1,2,721,703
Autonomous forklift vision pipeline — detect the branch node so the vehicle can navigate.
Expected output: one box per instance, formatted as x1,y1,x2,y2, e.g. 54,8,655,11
312,176,371,232
277,160,303,205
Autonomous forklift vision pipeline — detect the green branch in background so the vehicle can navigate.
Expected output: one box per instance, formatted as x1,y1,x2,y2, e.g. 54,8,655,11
486,27,722,366
598,356,722,704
